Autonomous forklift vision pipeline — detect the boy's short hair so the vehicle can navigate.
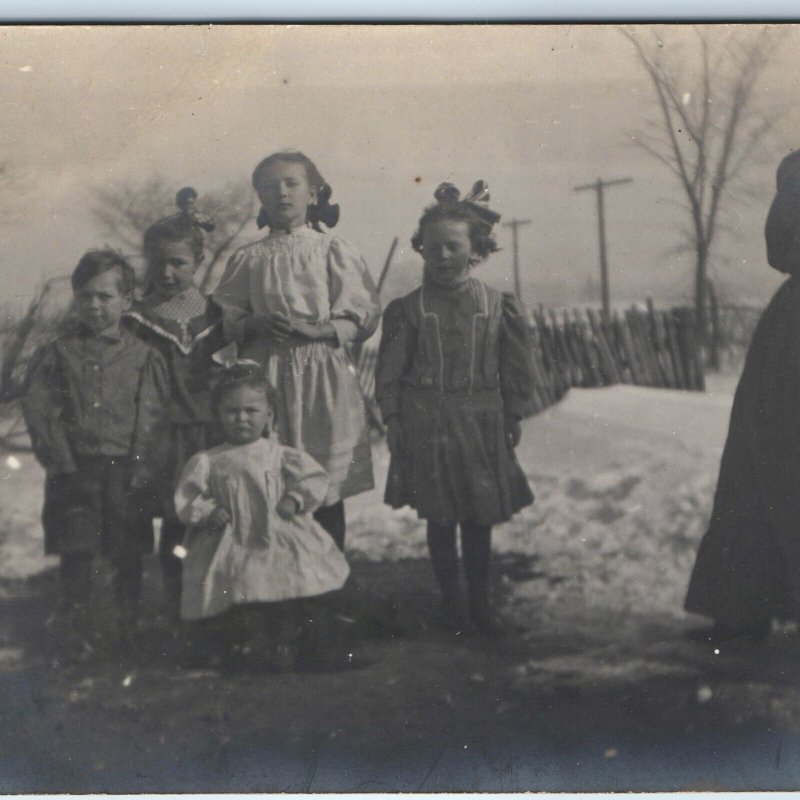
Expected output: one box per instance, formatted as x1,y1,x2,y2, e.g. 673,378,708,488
71,250,136,295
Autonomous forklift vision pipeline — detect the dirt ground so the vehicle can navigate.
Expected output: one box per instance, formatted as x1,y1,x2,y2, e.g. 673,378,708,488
3,376,800,792
2,553,800,793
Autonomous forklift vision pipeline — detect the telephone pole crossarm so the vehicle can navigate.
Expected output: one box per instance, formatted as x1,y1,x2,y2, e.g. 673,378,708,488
574,177,633,193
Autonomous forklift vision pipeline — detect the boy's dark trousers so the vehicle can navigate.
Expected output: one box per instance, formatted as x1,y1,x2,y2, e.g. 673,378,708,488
44,457,153,636
159,516,185,616
159,422,219,617
426,520,492,626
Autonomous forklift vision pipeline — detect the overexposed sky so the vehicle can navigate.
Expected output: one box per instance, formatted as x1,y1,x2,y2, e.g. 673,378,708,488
1,24,798,311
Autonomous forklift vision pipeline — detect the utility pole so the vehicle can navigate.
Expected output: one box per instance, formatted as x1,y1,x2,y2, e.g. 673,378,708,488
574,177,632,319
502,218,531,304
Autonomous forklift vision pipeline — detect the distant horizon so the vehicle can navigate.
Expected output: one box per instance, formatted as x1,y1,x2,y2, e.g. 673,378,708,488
1,24,796,319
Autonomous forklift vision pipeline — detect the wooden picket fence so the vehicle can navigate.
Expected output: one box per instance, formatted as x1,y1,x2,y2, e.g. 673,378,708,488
526,303,704,414
351,301,704,425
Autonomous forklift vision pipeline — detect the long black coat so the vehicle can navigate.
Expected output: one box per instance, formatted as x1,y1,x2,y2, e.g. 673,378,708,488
685,276,800,625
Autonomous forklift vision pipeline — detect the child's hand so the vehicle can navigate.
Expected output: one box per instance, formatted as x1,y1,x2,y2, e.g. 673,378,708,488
505,414,522,449
276,495,300,519
207,507,230,532
386,416,404,456
246,312,292,341
290,320,321,340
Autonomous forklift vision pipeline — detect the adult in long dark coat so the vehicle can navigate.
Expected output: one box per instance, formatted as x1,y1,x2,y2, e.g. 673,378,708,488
685,150,800,641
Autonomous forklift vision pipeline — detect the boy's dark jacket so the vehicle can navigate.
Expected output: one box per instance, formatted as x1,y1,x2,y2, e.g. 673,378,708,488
22,323,170,487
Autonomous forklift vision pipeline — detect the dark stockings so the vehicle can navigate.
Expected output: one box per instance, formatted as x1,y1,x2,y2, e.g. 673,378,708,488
426,523,460,609
59,552,142,652
426,521,493,626
314,501,346,551
60,553,92,611
112,554,143,624
461,521,492,623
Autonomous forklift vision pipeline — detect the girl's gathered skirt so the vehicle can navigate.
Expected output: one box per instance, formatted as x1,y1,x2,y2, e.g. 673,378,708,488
181,514,349,621
385,388,533,526
176,438,350,621
243,336,373,505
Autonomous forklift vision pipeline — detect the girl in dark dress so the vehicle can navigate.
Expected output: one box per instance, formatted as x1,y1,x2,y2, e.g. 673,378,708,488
375,182,535,635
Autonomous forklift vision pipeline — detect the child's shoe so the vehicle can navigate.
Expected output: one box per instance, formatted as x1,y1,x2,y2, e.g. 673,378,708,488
230,629,298,673
433,593,467,634
58,606,96,665
468,595,507,639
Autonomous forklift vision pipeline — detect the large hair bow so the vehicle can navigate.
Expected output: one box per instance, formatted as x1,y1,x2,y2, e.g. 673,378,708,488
434,180,501,225
256,182,340,231
175,186,216,232
211,342,261,369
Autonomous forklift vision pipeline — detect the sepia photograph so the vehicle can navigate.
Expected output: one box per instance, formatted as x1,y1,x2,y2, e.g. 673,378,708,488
1,22,800,792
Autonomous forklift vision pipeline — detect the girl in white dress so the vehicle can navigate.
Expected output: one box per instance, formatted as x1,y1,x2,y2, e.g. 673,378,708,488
212,151,381,551
175,363,350,667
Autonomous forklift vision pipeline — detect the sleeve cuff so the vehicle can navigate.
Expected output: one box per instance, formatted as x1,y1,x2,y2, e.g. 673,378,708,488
187,496,219,525
503,394,530,420
284,490,306,512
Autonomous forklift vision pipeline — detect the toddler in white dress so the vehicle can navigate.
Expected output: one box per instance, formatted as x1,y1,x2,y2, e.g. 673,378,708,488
174,363,349,667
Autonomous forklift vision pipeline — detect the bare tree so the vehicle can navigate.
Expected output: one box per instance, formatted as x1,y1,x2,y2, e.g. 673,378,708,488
621,25,780,352
90,176,257,291
0,276,76,452
0,277,71,403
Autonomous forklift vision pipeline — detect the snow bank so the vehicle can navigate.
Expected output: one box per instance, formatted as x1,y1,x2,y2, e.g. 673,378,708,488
348,384,735,619
0,452,57,586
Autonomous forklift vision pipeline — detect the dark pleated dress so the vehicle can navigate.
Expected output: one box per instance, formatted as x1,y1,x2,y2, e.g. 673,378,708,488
375,278,535,527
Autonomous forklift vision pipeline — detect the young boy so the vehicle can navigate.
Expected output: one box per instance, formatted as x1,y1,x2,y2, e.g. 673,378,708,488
23,250,170,660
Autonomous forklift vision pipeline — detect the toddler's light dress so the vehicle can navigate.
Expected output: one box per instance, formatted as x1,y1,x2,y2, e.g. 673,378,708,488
175,436,350,620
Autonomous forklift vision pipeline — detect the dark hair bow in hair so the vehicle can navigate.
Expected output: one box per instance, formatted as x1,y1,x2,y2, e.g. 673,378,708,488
256,182,340,231
211,342,262,369
433,180,501,225
307,183,340,230
256,207,270,230
175,186,215,232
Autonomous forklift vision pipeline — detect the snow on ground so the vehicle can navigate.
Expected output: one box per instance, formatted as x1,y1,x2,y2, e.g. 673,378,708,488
0,375,738,616
348,376,737,620
0,451,56,588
